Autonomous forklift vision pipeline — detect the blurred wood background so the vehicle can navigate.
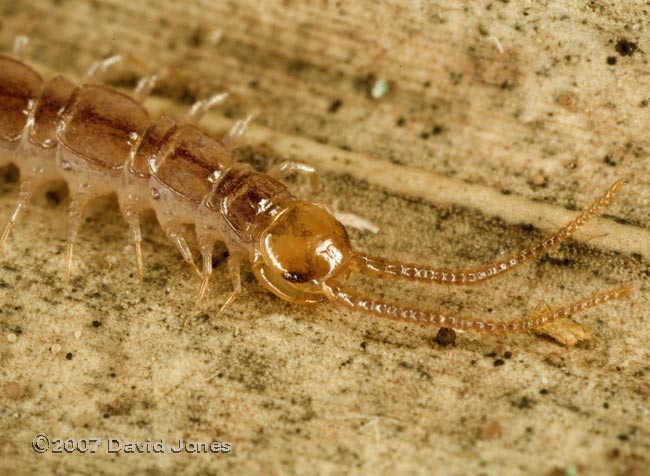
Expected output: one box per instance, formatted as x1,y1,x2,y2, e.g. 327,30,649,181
0,1,649,475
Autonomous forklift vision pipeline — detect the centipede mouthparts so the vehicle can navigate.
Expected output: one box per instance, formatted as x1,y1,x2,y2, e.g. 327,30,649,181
0,37,632,334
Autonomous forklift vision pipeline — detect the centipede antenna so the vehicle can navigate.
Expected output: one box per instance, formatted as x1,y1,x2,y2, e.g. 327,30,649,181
64,196,90,285
323,282,632,334
0,179,39,252
354,179,625,286
222,112,256,151
185,92,229,124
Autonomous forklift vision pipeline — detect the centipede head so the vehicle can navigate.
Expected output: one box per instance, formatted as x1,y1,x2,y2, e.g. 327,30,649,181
252,201,354,304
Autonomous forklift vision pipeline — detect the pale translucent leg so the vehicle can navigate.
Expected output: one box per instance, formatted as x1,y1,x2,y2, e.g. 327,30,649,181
85,54,158,102
267,160,319,192
222,112,256,151
334,212,380,234
123,208,144,281
165,224,201,277
13,35,30,60
84,54,126,81
132,74,158,103
64,195,90,285
216,253,242,317
192,240,214,315
186,250,242,326
185,93,229,124
0,178,39,252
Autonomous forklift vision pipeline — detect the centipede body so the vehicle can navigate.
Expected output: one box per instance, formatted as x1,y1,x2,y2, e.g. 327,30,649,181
0,39,632,336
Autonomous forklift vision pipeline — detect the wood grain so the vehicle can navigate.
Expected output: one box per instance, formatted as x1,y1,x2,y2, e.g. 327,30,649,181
0,1,649,475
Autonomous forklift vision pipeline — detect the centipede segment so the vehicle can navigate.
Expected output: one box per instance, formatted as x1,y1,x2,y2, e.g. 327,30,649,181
0,38,631,336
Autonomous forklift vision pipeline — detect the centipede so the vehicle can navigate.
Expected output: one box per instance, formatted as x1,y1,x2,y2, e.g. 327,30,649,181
0,37,632,335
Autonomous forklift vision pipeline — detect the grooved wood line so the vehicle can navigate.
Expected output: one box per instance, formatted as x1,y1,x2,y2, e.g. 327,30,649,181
0,2,649,476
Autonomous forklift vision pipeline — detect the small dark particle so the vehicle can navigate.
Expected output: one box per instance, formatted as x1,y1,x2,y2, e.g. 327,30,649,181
432,125,443,135
188,28,204,48
640,99,649,107
45,190,63,206
435,327,456,346
512,396,536,409
65,352,73,360
603,155,617,167
360,341,367,349
92,320,102,328
396,117,406,127
2,165,19,183
607,56,618,65
603,402,609,409
420,132,430,140
328,99,342,113
494,359,505,366
609,448,621,459
617,434,629,442
615,39,638,57
539,388,549,395
504,351,512,359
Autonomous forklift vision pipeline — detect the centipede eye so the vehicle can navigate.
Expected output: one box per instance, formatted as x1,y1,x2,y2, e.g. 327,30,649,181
258,202,353,285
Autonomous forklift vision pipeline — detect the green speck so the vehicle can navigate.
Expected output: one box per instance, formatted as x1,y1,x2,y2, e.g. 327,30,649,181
371,78,389,99
565,465,578,476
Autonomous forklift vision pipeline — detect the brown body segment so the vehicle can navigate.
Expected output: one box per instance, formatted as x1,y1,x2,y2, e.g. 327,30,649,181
28,75,76,149
151,124,233,203
0,55,42,144
207,165,294,243
129,115,175,178
57,85,149,170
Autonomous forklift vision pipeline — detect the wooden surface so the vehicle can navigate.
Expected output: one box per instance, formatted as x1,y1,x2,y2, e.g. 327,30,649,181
0,1,649,475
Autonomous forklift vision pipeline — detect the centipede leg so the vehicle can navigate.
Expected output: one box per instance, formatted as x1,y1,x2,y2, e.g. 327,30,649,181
192,241,214,315
185,93,229,124
0,178,39,252
132,75,158,103
267,160,319,193
64,195,90,285
123,208,145,281
84,54,125,81
222,112,256,151
165,225,201,277
216,253,242,317
12,35,30,61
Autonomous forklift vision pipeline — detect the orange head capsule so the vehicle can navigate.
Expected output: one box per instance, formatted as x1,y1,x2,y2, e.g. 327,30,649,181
252,201,354,304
